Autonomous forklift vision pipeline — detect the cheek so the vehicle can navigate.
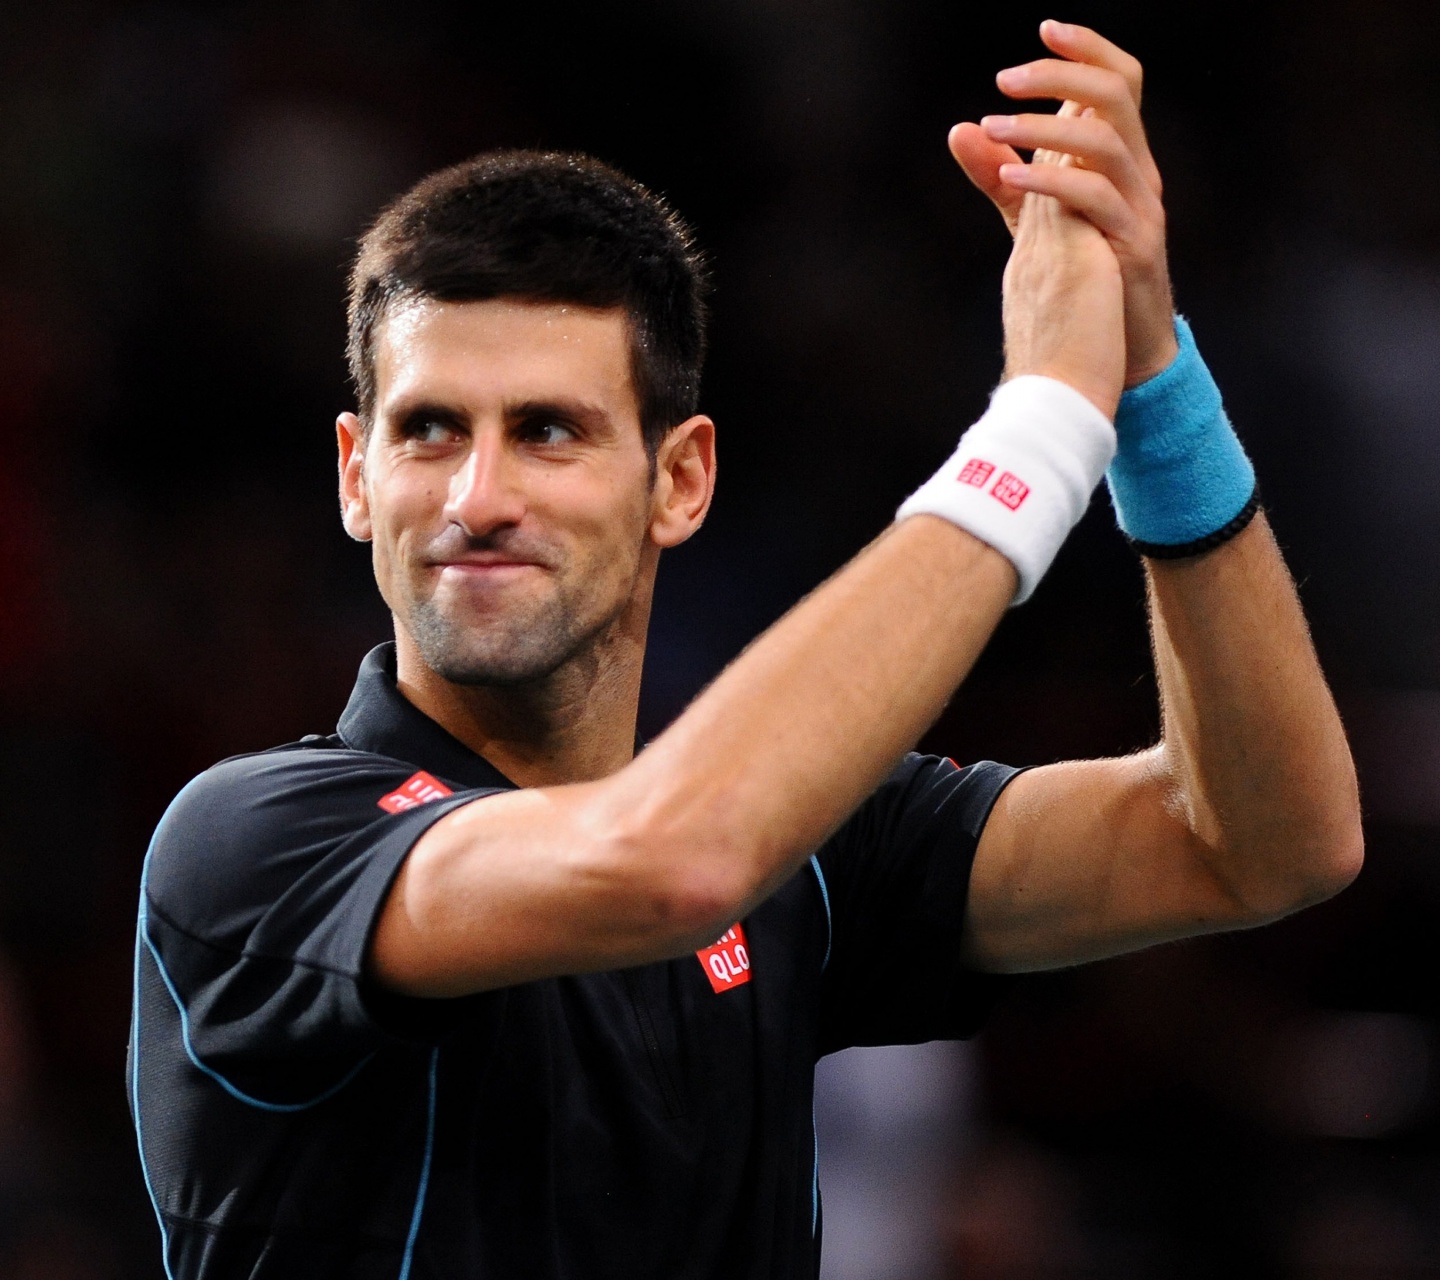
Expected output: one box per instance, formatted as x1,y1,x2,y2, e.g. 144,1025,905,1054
565,475,653,574
366,506,401,610
367,475,445,588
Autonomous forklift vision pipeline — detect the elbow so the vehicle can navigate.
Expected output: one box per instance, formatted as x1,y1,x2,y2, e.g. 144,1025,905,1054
583,760,791,954
1222,817,1365,923
1301,781,1367,904
610,848,754,954
1285,823,1365,911
649,860,751,949
590,807,757,954
1311,816,1366,900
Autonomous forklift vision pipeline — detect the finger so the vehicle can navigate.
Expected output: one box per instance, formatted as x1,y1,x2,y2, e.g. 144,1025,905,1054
999,161,1141,246
1037,19,1144,108
948,122,1025,235
1027,99,1084,171
996,59,1149,165
982,112,1151,206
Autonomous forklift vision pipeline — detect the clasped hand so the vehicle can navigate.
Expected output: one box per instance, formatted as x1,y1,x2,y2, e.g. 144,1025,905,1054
950,20,1179,420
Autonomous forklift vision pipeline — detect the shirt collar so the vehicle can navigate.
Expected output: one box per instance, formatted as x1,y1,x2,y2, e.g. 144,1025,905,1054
337,643,517,792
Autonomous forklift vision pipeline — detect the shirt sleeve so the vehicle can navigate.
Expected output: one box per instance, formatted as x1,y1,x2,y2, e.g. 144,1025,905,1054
140,745,501,1103
813,754,1020,1055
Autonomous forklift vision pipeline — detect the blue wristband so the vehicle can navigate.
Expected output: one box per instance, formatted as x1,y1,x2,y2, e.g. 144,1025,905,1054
1105,316,1259,557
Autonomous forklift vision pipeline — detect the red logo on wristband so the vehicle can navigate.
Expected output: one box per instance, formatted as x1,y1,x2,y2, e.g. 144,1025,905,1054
990,472,1030,510
957,458,995,488
697,924,752,993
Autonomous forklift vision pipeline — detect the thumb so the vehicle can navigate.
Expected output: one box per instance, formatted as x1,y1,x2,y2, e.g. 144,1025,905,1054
949,122,1025,235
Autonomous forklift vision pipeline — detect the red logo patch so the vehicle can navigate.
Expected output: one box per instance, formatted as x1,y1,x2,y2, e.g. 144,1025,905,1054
697,924,752,993
990,471,1030,510
957,458,995,488
378,771,454,813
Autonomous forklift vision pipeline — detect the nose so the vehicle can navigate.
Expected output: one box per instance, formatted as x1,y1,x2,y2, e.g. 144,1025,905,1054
442,430,526,538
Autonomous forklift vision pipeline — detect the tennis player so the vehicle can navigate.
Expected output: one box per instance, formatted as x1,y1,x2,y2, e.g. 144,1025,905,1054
129,22,1361,1278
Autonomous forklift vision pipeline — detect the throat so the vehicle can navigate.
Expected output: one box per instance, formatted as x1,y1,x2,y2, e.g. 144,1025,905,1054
393,628,643,787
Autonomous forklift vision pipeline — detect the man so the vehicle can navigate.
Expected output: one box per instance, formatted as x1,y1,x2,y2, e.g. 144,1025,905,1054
129,21,1361,1279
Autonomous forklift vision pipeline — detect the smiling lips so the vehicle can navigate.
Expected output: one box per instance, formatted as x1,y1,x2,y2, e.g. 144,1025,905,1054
421,527,560,586
436,558,545,580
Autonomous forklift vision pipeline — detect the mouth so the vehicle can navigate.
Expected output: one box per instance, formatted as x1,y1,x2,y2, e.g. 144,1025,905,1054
434,558,545,582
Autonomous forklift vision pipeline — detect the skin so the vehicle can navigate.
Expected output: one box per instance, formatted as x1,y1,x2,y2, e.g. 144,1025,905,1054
357,22,1362,998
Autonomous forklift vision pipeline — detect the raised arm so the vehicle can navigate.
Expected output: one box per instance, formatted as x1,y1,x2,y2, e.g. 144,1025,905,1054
372,518,1013,995
956,22,1363,971
371,133,1126,998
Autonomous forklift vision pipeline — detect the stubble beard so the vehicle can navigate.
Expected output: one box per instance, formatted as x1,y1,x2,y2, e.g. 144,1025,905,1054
406,571,625,688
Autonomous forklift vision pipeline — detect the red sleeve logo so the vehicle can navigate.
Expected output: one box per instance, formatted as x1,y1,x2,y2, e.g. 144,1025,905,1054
378,771,454,813
697,924,752,993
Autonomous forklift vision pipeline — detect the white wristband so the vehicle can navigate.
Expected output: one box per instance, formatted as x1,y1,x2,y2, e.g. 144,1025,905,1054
896,375,1117,603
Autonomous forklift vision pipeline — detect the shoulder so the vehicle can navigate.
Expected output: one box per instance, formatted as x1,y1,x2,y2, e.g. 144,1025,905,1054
815,753,1023,905
149,737,427,859
853,752,1022,837
143,738,471,943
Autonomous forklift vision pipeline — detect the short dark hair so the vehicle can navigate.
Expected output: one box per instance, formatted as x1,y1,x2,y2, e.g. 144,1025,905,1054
346,150,708,451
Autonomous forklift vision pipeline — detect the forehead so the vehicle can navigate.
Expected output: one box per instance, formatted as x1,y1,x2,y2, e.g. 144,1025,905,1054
372,297,638,419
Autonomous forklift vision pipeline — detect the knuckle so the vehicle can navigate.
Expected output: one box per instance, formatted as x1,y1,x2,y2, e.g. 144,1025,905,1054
1097,68,1131,109
1125,54,1144,91
1093,119,1126,158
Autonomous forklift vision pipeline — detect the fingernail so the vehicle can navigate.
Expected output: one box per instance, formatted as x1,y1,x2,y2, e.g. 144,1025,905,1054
997,67,1025,88
981,115,1014,136
1042,19,1073,37
998,163,1028,183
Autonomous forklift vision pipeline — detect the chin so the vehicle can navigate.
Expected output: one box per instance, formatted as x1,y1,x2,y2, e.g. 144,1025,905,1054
407,603,585,688
429,649,567,688
414,619,568,685
403,567,632,689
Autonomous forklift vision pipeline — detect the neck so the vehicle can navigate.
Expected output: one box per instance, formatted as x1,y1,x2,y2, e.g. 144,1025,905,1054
392,598,651,789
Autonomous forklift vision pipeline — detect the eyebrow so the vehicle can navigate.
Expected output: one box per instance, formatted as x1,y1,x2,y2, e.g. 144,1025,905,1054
381,394,619,434
506,398,616,432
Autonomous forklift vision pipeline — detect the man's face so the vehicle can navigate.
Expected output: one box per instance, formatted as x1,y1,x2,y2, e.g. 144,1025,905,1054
344,297,658,686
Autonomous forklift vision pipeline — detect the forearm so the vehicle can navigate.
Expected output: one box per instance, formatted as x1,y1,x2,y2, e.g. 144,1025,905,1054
378,518,1015,994
614,517,1013,906
1148,514,1363,912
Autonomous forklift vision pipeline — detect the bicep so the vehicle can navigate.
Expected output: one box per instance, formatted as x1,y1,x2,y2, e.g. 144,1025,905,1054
962,750,1253,973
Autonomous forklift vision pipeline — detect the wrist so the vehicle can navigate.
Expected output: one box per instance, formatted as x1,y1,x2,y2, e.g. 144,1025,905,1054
1122,267,1179,387
1003,365,1119,421
897,375,1116,603
1124,323,1180,388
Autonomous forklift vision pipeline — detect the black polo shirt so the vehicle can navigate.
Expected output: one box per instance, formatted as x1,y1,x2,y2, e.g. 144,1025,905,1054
129,643,1018,1279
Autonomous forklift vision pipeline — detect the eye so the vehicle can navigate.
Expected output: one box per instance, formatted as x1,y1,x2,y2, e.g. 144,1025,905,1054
399,413,463,446
517,417,578,447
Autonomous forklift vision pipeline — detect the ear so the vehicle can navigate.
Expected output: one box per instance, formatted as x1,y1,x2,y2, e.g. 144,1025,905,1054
337,412,372,541
649,414,716,549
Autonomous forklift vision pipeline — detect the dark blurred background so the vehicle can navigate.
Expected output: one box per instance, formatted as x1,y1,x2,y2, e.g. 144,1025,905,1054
0,0,1437,1275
